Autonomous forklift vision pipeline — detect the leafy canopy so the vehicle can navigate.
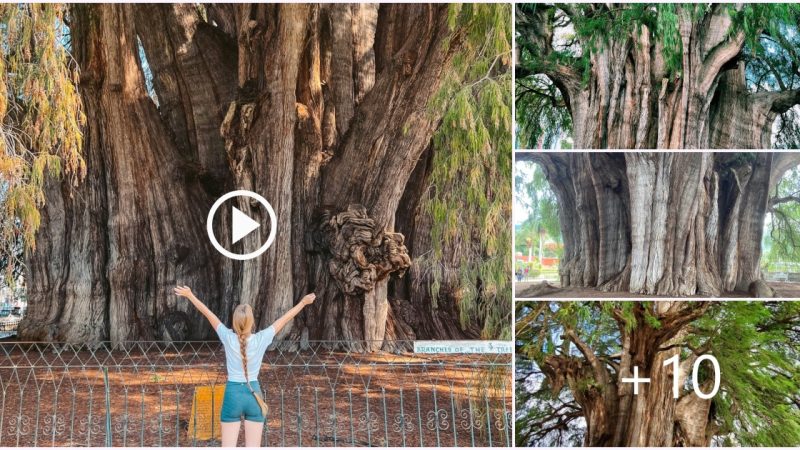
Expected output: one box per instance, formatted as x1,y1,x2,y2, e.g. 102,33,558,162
0,4,85,283
514,160,561,256
515,75,571,149
422,3,512,339
763,166,800,268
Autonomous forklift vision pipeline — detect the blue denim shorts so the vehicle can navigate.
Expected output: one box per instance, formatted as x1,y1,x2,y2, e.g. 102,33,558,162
220,381,264,423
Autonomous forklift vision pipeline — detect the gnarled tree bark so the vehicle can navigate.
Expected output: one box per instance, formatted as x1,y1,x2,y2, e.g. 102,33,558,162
516,4,800,149
21,4,227,342
540,302,715,446
20,4,500,349
520,152,800,297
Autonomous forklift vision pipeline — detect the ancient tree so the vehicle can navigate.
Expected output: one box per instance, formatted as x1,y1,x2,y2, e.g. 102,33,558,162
516,4,800,149
5,4,511,347
515,301,800,447
519,152,800,297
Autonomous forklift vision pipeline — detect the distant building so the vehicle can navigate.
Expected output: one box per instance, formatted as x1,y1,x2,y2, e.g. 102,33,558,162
515,252,559,268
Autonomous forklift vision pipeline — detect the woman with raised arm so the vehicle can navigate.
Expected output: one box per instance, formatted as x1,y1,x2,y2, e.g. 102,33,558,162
174,285,315,447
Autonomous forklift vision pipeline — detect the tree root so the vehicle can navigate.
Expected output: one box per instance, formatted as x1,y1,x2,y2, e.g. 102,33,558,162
748,279,776,298
516,280,561,298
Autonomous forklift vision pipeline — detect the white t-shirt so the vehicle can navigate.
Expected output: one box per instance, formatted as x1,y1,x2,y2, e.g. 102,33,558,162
215,323,275,383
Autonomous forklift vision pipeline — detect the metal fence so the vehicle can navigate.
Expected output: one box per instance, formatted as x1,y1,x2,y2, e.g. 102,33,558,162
0,341,511,447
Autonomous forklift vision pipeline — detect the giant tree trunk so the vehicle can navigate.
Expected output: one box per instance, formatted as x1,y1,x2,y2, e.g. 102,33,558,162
20,4,483,348
211,4,458,351
516,5,800,149
541,302,715,446
389,145,483,341
20,4,229,342
709,63,800,149
521,152,800,296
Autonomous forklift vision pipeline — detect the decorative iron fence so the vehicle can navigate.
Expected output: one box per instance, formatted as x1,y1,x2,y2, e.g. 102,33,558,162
0,341,511,447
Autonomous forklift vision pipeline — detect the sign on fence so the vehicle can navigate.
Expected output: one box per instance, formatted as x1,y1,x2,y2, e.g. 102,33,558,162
414,340,513,354
187,384,226,441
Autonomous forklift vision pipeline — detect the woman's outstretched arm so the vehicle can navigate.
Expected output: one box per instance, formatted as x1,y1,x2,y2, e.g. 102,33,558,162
271,293,315,334
174,286,222,331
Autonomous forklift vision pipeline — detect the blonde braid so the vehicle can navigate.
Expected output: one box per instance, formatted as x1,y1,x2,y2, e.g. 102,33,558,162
237,331,250,383
231,303,267,419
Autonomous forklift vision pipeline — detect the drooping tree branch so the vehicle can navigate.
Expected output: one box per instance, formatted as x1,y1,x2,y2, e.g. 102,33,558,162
770,152,800,188
765,88,800,114
655,302,714,344
564,328,610,384
515,5,582,103
698,4,746,93
700,31,746,93
769,194,800,208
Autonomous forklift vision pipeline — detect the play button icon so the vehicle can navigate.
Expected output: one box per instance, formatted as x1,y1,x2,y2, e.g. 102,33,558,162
231,206,260,244
206,190,277,260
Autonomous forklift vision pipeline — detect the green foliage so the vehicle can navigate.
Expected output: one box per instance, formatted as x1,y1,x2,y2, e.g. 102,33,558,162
514,161,562,257
516,301,800,446
732,3,800,53
515,75,572,149
0,4,85,283
423,3,511,339
696,302,800,446
514,260,542,278
653,4,684,73
762,166,800,266
515,3,800,148
520,4,798,78
743,14,800,147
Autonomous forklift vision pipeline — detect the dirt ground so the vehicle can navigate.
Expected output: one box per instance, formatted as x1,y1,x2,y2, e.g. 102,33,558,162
0,344,511,447
515,281,800,299
769,281,800,298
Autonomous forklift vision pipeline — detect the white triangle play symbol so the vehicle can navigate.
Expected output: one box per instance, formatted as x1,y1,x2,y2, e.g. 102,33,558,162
231,206,260,245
